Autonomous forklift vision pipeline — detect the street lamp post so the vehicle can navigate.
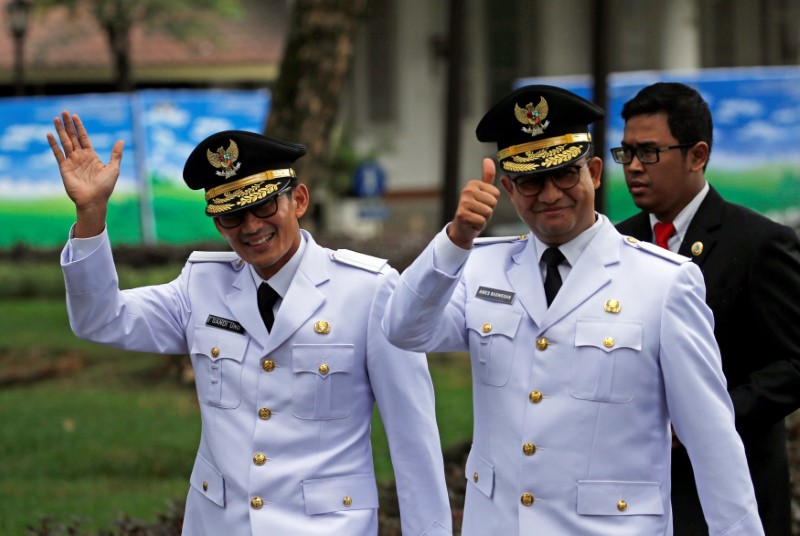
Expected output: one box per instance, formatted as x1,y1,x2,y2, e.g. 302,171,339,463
7,0,32,96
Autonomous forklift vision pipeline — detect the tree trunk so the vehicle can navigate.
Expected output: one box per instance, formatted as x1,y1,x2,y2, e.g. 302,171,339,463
98,0,133,91
266,0,368,200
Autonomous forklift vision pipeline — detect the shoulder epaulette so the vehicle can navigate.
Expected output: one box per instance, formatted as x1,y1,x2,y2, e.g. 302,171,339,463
622,236,690,264
331,249,388,273
474,234,528,246
188,251,244,268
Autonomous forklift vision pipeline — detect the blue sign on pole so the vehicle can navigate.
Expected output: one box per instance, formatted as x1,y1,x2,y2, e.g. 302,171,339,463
352,161,386,198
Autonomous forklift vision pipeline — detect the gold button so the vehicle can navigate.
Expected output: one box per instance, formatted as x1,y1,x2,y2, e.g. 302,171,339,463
262,359,275,372
536,337,549,351
603,299,621,313
314,320,331,334
482,323,492,333
603,337,615,348
522,442,537,456
473,471,479,483
626,237,638,244
617,499,627,511
210,347,220,358
529,390,543,403
202,481,208,492
343,496,352,507
521,492,534,506
251,497,264,509
258,407,272,420
319,363,329,375
253,453,266,466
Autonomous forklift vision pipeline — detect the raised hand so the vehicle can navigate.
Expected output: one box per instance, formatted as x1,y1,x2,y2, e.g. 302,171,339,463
447,158,500,249
46,110,124,238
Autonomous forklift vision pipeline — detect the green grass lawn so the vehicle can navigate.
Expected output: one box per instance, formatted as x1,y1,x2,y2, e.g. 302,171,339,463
0,297,473,534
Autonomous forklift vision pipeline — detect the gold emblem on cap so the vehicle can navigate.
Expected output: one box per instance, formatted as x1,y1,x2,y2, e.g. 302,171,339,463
503,144,585,173
691,241,704,256
206,182,280,214
206,139,241,178
514,97,550,137
314,321,331,334
603,299,621,314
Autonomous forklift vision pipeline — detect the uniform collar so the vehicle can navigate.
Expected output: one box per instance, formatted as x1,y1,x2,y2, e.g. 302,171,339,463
249,232,307,298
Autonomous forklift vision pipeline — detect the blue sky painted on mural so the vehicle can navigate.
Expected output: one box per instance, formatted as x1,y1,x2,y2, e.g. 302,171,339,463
0,89,269,198
517,66,800,171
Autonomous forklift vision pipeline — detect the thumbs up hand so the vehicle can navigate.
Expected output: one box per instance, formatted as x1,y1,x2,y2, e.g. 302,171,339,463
447,158,500,249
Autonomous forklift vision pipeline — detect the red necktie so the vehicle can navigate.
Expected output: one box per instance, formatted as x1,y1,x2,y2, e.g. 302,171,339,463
653,221,676,250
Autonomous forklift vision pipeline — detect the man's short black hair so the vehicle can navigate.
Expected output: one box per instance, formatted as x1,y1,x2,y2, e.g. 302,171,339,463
621,82,713,165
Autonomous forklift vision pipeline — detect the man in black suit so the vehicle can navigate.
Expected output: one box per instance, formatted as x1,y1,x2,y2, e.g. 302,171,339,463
613,81,800,535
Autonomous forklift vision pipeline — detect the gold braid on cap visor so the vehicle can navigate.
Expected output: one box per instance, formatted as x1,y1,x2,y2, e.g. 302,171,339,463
496,133,592,161
204,168,295,214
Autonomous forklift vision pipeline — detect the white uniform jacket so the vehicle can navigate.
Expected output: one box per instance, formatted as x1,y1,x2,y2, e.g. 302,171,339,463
382,218,762,536
61,229,452,536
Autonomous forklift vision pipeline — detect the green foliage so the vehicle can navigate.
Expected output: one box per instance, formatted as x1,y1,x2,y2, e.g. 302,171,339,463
35,0,244,36
325,123,393,196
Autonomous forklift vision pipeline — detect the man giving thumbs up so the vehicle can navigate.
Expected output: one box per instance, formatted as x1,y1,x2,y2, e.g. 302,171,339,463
381,85,762,536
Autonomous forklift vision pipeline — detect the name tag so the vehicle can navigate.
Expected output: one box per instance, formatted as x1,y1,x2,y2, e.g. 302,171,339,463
475,286,515,304
206,315,246,335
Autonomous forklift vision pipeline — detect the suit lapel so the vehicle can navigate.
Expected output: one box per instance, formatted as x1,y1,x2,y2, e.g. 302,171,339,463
678,186,723,267
263,237,328,353
539,223,619,331
620,212,651,241
227,268,268,354
507,238,547,327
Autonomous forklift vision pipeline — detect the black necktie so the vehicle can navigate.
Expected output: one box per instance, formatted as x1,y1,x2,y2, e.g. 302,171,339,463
542,247,565,307
257,282,279,332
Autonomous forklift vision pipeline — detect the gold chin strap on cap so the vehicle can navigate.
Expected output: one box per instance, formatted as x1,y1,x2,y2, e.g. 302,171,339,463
205,168,296,201
496,133,592,161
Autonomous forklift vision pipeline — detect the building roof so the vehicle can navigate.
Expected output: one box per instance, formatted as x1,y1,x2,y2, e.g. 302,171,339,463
0,0,287,86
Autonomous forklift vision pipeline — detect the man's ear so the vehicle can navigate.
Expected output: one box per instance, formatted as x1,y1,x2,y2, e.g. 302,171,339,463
588,156,603,189
292,183,310,219
690,142,710,171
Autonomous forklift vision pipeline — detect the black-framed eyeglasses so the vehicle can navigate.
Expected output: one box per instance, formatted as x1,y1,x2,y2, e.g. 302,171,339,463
509,160,588,197
610,143,696,165
215,187,292,229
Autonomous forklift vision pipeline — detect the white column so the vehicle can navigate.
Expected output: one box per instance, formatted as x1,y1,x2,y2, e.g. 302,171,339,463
659,0,701,70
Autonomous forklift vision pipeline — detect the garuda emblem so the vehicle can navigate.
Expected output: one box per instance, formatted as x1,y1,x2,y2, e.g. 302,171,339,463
514,97,550,137
206,139,242,178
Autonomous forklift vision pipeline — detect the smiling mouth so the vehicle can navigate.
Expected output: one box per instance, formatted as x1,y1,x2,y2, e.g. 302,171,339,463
246,232,275,247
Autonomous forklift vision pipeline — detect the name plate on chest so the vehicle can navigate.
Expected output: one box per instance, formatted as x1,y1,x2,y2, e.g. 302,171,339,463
475,286,515,304
206,315,246,335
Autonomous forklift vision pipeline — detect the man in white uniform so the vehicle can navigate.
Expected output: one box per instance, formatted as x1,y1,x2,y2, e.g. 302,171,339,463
381,85,762,535
49,111,452,536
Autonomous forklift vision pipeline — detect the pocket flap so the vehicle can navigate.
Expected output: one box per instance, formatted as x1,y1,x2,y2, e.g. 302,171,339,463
292,344,355,376
191,326,248,362
464,449,495,498
577,480,663,515
575,320,643,352
466,306,523,339
302,473,378,515
189,453,225,507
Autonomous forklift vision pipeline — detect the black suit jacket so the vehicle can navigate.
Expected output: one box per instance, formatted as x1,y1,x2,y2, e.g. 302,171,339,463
616,185,800,535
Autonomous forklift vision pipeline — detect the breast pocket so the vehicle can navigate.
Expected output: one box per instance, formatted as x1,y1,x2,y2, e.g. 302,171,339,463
292,344,355,420
570,320,642,403
467,306,523,386
190,327,249,409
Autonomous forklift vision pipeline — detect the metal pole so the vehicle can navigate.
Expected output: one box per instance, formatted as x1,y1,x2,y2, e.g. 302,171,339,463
591,0,610,214
441,0,465,227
